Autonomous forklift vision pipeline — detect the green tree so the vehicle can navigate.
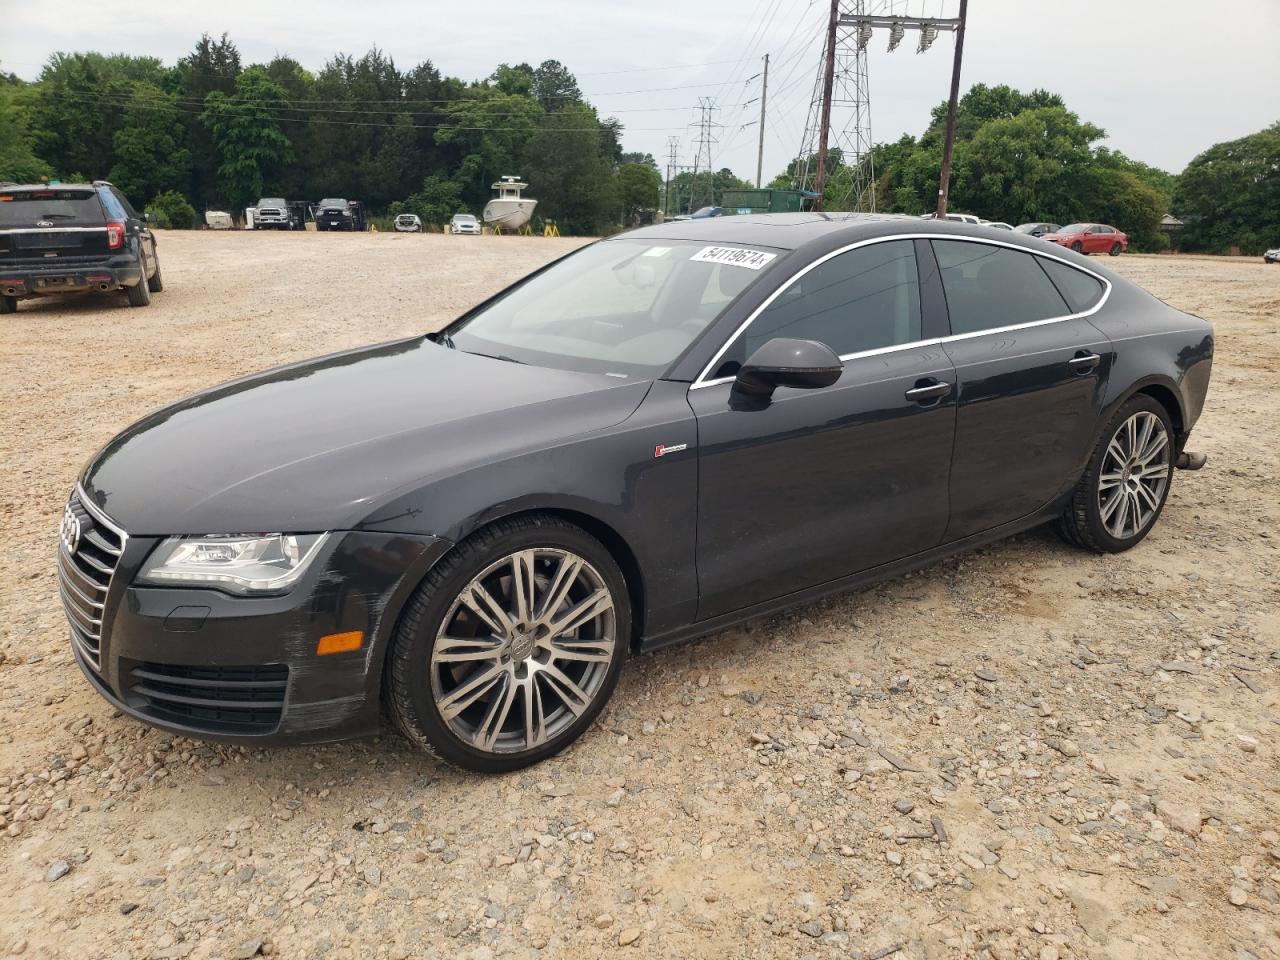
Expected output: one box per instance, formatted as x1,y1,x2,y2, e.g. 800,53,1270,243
0,83,51,182
531,60,582,111
617,161,662,224
522,103,618,234
201,67,293,210
178,34,241,210
108,82,192,206
400,174,465,226
1175,122,1280,254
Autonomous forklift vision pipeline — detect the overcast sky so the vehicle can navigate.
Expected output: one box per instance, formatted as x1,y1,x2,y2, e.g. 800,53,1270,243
2,0,1277,184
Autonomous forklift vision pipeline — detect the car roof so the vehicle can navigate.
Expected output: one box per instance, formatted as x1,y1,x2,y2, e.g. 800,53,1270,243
1,183,98,192
617,212,1059,254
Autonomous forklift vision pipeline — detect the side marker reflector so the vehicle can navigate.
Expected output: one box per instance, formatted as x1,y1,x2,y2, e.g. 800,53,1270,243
317,631,364,656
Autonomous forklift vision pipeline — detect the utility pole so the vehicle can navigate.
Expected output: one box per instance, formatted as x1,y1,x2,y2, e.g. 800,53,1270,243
935,0,968,218
813,0,839,211
665,136,680,219
755,53,769,189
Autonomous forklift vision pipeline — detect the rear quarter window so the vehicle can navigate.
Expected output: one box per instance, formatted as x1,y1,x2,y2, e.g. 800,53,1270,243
931,239,1068,335
1037,257,1106,313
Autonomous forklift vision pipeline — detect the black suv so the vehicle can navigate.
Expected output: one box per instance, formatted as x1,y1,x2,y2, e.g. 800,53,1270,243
0,180,163,313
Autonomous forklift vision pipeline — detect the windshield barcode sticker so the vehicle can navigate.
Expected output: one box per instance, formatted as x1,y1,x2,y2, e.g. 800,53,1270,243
690,245,777,270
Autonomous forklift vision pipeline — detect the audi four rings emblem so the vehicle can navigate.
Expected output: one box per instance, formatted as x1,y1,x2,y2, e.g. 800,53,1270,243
60,504,82,555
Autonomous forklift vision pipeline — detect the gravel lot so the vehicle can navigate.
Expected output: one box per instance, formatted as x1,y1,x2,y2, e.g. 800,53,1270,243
1,232,1277,960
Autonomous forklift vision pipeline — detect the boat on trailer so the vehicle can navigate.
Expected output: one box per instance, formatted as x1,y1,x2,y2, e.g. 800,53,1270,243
482,176,537,232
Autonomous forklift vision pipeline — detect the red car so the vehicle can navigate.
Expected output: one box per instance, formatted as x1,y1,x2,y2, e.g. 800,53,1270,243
1042,222,1128,256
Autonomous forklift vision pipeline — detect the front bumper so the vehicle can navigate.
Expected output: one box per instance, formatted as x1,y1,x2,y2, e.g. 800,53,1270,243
63,524,452,745
2,259,142,297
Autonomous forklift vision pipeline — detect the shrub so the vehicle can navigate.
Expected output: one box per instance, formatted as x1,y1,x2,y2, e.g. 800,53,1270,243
146,190,197,229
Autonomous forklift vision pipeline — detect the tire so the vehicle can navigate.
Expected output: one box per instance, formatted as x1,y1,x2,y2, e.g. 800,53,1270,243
126,271,151,307
1109,242,1122,257
147,256,164,292
388,514,630,772
1056,394,1174,553
0,295,16,315
1071,241,1084,254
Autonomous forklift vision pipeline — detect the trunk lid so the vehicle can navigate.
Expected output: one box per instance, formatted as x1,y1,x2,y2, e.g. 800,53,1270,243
0,187,114,263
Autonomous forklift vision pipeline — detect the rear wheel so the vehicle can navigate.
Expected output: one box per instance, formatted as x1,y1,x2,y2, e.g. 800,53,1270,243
126,269,151,307
0,295,16,315
1109,242,1122,256
388,514,629,772
1056,394,1174,553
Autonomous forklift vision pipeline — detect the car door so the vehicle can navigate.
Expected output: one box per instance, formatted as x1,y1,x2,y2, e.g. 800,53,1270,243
1087,225,1108,254
689,238,957,620
930,238,1113,542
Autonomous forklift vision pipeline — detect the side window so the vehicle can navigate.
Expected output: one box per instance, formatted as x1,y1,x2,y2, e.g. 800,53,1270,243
734,239,921,364
98,189,128,222
1037,257,1105,313
111,188,139,220
931,239,1068,335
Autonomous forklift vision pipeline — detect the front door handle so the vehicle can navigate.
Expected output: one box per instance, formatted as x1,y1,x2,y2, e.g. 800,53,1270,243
1068,351,1101,374
905,378,953,404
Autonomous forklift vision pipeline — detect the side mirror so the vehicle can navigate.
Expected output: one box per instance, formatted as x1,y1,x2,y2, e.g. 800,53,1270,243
734,338,843,397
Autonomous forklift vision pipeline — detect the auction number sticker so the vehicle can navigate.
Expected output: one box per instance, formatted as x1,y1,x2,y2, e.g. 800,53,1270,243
690,245,777,270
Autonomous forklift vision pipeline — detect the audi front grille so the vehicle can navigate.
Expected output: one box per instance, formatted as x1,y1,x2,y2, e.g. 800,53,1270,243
57,490,126,671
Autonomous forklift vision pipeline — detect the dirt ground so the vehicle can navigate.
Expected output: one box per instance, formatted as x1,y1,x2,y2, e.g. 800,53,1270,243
0,232,1277,960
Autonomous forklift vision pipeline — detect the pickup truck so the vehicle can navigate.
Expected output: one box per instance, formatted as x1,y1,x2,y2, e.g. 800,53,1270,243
1,180,163,313
249,197,291,229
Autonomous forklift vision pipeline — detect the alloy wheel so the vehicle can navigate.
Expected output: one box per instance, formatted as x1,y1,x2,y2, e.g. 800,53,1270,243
1097,410,1171,540
430,548,617,754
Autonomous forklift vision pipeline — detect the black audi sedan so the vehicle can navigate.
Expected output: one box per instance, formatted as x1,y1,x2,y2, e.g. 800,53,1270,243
58,214,1213,771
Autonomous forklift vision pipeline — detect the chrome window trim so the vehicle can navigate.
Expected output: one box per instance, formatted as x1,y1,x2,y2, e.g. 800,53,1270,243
690,232,1112,390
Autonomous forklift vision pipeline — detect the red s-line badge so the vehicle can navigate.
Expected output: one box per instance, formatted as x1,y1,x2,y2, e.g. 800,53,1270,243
654,443,688,458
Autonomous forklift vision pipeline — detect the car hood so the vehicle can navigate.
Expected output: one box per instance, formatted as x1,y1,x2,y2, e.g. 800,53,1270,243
82,338,653,535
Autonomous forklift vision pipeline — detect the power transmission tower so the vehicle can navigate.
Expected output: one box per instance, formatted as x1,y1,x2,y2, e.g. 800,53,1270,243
665,136,681,218
690,97,722,208
794,1,960,212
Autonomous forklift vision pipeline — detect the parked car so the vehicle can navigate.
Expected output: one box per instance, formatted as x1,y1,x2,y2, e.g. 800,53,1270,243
248,197,290,230
983,221,1015,231
58,215,1213,771
1264,248,1279,263
315,198,362,232
1042,223,1128,255
673,206,723,221
1,180,163,313
450,213,481,235
394,213,423,233
1016,222,1063,238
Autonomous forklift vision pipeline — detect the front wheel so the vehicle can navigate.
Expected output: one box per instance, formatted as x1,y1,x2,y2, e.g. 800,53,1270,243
1109,242,1122,257
388,514,629,772
147,256,164,292
1071,241,1084,254
1056,395,1174,553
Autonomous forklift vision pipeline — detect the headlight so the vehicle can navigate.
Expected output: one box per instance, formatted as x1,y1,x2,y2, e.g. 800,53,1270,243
138,533,329,595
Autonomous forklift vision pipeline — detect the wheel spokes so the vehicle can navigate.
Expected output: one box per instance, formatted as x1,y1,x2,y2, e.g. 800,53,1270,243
432,547,617,755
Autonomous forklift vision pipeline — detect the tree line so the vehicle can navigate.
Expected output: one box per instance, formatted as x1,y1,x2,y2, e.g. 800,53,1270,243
774,84,1277,255
0,35,663,234
1,44,1274,253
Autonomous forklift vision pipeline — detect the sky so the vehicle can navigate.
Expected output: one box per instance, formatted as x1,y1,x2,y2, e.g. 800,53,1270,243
1,0,1277,184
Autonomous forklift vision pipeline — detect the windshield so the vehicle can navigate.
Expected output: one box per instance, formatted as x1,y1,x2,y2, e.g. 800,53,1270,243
258,198,285,207
453,214,477,222
1057,223,1089,234
0,189,103,227
1014,223,1041,233
446,238,782,377
319,199,347,207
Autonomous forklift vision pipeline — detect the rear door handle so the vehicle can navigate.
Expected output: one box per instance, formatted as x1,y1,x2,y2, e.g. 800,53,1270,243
905,379,953,404
1068,351,1101,374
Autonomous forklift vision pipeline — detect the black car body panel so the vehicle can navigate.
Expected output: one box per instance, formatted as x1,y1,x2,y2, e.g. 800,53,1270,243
65,214,1213,745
